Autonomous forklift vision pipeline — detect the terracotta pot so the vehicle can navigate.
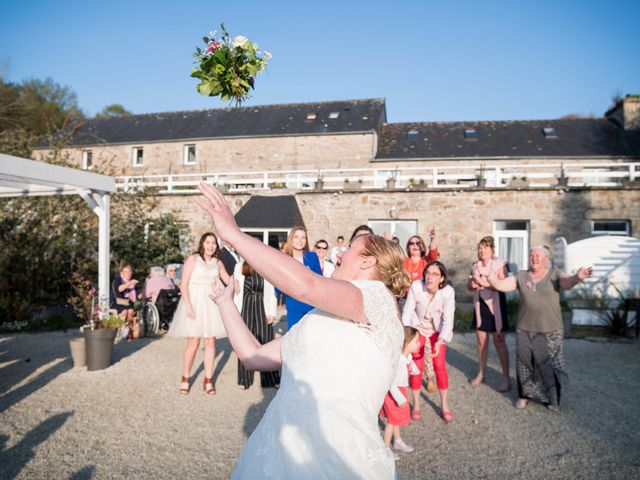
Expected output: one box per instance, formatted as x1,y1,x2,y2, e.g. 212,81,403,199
69,337,86,368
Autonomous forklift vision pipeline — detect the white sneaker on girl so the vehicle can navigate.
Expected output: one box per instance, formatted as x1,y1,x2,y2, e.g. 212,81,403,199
393,438,414,453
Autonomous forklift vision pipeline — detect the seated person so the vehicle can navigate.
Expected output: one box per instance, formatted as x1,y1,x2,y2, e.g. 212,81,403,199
166,263,180,288
111,264,138,335
145,266,176,303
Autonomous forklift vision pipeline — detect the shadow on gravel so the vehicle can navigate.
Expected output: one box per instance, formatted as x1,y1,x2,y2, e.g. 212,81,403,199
0,334,73,414
445,345,516,395
0,411,73,479
69,465,95,480
111,335,159,365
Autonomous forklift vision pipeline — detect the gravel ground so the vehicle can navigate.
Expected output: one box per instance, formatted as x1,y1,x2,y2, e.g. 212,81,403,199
1,325,639,480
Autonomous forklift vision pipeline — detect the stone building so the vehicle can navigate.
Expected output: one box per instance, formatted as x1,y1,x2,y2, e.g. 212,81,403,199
33,96,640,299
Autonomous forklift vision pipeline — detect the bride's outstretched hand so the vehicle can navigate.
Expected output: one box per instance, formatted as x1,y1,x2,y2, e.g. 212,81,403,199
209,276,235,306
196,182,242,244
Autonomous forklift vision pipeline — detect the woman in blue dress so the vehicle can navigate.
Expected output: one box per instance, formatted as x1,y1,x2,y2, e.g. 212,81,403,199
276,226,323,329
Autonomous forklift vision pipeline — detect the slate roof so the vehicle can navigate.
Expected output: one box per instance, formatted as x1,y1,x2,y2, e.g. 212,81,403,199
52,98,386,147
375,119,640,160
235,195,304,229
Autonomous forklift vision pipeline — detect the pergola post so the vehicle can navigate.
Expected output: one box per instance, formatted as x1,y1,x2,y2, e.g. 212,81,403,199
80,191,111,308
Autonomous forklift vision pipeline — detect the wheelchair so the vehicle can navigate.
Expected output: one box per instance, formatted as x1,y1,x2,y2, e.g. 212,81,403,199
141,287,181,336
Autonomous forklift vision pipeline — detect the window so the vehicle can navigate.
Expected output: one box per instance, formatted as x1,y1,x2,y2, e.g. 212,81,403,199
183,144,196,165
494,220,529,273
243,229,289,249
328,112,340,119
464,128,478,139
132,147,143,167
542,127,557,138
592,220,630,236
82,150,93,170
369,220,418,248
306,112,317,120
407,129,419,139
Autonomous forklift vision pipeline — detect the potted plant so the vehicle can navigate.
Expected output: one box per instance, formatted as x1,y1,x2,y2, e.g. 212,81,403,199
386,169,398,189
476,164,487,187
83,309,125,371
557,164,568,187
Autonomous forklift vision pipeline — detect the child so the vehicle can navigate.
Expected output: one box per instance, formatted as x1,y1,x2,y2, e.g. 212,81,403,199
380,326,421,460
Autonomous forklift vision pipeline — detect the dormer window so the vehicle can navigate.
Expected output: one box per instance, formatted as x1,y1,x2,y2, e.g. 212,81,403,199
542,127,558,138
407,129,419,139
306,113,317,120
464,128,478,139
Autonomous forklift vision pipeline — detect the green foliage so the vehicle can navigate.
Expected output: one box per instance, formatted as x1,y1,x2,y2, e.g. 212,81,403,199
453,307,474,332
96,104,132,118
0,75,84,157
569,284,633,337
98,313,125,329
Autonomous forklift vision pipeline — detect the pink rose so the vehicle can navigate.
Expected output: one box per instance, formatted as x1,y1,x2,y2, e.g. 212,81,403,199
207,41,222,53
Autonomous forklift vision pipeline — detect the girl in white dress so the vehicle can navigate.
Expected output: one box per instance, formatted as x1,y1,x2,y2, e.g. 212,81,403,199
168,232,231,395
197,183,411,479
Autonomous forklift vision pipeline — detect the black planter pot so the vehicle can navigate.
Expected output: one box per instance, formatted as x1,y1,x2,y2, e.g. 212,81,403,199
84,328,117,371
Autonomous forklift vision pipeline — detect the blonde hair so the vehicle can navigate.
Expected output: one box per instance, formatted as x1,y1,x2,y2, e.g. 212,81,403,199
360,234,411,297
478,235,496,255
283,227,309,256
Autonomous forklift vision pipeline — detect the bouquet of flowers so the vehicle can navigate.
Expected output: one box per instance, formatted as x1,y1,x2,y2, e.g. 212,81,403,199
191,23,270,106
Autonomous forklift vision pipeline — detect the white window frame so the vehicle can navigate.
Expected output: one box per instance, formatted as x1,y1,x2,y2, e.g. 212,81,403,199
493,220,530,273
183,144,196,165
369,220,418,247
132,147,144,167
82,150,93,170
242,228,290,250
591,220,630,236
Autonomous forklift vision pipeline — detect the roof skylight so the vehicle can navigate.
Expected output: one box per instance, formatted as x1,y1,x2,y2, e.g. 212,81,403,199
542,127,557,138
328,112,340,119
306,113,317,120
407,129,419,139
464,128,478,139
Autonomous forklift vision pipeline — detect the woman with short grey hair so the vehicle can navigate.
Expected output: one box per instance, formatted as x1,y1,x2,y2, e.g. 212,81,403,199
473,246,592,410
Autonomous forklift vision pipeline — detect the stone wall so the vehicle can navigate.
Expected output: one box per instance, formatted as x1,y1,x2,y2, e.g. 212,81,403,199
34,132,376,175
155,186,640,303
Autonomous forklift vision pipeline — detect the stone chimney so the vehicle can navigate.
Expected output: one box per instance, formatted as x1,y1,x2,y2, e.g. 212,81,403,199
605,95,640,131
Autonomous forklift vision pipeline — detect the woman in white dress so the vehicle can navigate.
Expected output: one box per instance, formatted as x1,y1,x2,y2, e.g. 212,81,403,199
168,232,232,395
197,183,411,479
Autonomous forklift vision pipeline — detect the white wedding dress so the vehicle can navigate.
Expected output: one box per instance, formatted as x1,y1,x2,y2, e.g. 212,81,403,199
231,280,403,479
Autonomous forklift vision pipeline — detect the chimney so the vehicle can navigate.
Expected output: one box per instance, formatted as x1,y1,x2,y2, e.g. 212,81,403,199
605,95,640,131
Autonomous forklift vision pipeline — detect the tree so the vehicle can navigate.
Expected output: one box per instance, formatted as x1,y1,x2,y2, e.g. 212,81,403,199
96,103,132,118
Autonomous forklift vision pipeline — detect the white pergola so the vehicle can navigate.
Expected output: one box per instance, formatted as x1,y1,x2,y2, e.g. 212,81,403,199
0,154,116,306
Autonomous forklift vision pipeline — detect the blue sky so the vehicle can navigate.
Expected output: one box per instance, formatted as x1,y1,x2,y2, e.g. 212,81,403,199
1,0,638,122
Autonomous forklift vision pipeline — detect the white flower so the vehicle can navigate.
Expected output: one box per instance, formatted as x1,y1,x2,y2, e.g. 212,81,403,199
264,51,272,59
232,35,249,48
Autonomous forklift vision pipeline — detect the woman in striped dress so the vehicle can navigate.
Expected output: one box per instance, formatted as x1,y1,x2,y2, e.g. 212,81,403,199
237,262,280,389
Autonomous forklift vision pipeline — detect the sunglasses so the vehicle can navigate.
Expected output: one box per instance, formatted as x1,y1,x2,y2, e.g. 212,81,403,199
408,241,422,246
315,245,328,250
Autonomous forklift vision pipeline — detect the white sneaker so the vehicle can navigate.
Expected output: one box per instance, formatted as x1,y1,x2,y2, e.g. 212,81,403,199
387,448,401,461
393,438,414,453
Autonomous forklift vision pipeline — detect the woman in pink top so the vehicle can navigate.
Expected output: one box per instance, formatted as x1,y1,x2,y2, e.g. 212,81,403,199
402,261,456,423
468,236,510,392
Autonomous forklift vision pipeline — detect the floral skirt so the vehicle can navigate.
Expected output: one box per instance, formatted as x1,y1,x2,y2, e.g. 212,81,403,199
516,329,568,406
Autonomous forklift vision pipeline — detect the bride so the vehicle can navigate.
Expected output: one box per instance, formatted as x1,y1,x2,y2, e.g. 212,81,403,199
197,183,411,479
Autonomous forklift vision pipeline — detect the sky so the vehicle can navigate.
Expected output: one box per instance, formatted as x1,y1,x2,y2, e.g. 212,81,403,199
1,0,639,123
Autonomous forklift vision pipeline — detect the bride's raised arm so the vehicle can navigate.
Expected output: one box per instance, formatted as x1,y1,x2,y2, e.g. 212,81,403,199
197,182,368,324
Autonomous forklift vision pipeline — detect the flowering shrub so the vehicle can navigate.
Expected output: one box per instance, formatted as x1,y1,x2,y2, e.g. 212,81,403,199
191,23,270,106
68,271,97,322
